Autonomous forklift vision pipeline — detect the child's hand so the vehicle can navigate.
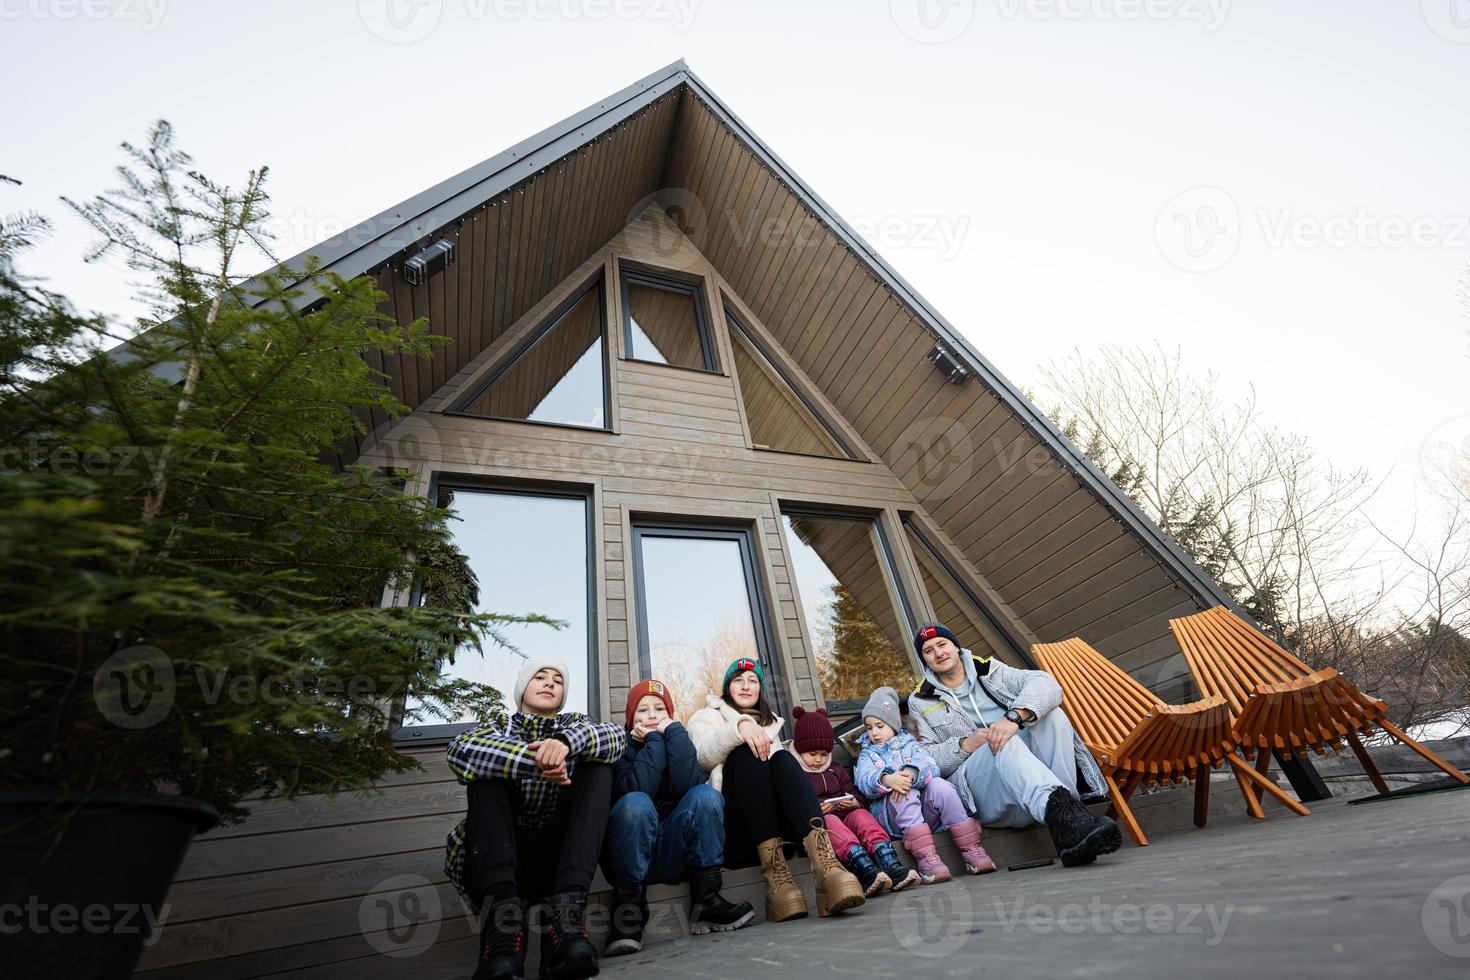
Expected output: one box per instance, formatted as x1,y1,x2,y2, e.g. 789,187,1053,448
630,725,647,744
836,797,859,812
882,771,914,796
527,740,572,785
820,800,835,814
656,717,677,734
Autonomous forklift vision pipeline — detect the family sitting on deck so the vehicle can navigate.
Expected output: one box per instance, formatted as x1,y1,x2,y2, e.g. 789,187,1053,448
445,620,1123,980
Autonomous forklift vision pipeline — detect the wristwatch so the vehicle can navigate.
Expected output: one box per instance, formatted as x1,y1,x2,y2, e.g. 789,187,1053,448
1003,708,1028,729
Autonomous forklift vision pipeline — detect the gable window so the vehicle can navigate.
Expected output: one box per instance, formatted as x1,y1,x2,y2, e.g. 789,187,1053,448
619,262,718,372
397,479,597,740
902,516,1030,669
780,507,918,707
451,276,609,430
725,307,858,460
631,522,784,722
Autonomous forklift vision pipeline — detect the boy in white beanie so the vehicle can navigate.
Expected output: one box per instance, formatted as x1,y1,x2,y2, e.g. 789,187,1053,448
444,655,626,980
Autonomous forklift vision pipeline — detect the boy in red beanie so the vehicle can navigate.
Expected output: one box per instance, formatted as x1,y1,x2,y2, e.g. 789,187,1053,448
602,678,753,957
787,706,920,894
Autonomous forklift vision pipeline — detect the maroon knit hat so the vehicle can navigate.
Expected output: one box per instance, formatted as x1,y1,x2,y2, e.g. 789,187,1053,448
625,678,676,729
790,705,834,754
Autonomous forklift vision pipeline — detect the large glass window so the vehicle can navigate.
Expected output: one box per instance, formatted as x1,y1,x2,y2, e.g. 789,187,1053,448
904,519,1025,668
726,308,855,459
620,264,718,372
402,483,594,731
453,278,608,430
632,525,779,723
781,510,918,703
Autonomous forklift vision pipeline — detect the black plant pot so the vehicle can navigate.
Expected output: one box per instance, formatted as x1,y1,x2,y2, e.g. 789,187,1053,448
0,790,220,980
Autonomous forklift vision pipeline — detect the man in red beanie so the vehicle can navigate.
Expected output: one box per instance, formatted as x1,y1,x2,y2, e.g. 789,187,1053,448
601,678,753,957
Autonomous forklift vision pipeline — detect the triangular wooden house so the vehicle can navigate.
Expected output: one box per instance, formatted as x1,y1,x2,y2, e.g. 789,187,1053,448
136,61,1245,976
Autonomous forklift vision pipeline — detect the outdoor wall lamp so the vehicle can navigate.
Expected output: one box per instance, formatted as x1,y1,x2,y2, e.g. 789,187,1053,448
401,239,456,286
929,342,970,384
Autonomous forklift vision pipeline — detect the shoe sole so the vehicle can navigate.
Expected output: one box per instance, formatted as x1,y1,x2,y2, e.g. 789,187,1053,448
1060,817,1123,867
888,869,921,891
690,908,756,934
603,938,641,956
766,899,809,922
816,890,866,917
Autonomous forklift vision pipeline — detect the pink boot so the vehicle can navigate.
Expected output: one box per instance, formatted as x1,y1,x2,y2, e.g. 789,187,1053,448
902,825,951,884
948,818,997,875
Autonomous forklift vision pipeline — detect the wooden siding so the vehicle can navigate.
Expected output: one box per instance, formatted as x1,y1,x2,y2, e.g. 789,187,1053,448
660,91,1207,692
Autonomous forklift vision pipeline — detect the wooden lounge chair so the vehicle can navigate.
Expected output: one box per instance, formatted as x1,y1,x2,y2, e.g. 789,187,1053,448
1169,606,1470,794
1033,637,1310,847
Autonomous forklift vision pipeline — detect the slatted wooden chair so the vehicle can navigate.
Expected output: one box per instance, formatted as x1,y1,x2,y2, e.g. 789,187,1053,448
1033,637,1309,847
1169,606,1470,794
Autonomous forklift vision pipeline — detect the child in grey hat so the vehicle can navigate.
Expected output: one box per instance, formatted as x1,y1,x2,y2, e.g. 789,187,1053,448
852,686,995,882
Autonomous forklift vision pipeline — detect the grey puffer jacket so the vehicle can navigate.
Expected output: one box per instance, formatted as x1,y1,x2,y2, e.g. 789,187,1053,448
907,650,1105,813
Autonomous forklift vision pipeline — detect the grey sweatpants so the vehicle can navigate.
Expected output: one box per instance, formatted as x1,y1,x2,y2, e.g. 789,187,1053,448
957,707,1081,827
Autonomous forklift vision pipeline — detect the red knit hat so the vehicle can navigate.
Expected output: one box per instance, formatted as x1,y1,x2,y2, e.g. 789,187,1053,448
790,705,834,754
625,678,676,728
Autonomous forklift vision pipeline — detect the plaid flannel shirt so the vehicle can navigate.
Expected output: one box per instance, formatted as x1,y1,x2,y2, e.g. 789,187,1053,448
443,710,626,907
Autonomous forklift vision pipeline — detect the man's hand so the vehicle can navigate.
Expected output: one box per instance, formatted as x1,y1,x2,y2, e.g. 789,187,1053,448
882,770,914,798
986,718,1021,754
737,716,772,761
528,739,572,785
960,728,990,754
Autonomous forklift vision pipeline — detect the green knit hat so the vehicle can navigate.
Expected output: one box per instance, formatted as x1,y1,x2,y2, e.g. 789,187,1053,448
721,657,765,695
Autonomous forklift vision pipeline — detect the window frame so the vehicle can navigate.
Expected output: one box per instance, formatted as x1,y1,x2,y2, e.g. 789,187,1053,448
778,503,921,716
447,273,612,433
723,305,862,461
392,474,601,744
629,519,787,719
901,513,1035,668
618,260,721,374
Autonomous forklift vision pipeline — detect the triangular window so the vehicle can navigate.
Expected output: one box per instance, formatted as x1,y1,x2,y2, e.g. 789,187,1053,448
726,308,857,460
451,276,609,430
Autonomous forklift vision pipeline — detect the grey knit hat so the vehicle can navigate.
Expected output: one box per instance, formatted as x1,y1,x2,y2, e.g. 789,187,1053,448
514,655,570,712
861,686,904,734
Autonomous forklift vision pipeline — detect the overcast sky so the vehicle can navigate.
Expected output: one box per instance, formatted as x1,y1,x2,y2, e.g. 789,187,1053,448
5,0,1467,545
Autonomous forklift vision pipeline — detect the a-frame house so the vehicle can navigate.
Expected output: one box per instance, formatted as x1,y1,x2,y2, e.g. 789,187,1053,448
134,61,1246,977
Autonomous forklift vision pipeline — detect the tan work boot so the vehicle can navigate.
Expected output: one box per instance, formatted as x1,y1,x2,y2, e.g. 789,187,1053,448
801,818,866,917
756,837,808,922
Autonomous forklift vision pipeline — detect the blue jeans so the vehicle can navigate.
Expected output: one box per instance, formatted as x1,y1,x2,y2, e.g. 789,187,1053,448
602,785,725,887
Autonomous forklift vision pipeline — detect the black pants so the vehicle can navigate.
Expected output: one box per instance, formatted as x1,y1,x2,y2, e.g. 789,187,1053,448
720,746,822,869
464,761,614,907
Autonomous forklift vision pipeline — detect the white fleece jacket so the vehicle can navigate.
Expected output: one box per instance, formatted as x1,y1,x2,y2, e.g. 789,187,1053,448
685,694,786,793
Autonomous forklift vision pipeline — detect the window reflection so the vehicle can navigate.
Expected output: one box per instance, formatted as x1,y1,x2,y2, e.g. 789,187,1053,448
782,513,916,701
457,283,607,429
405,487,590,725
624,278,711,370
637,533,762,724
905,524,1018,667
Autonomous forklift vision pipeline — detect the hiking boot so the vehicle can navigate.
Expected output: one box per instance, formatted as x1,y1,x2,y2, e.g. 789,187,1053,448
473,896,528,980
947,818,997,875
802,818,866,917
872,840,921,891
541,891,598,979
1044,786,1123,867
688,866,755,934
602,884,646,957
902,824,951,883
843,843,891,896
757,837,808,922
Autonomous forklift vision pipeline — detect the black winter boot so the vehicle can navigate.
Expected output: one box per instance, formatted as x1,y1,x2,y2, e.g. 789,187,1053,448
871,840,921,891
1044,786,1122,867
688,867,755,934
540,891,599,979
603,884,647,957
843,844,890,896
474,896,529,980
